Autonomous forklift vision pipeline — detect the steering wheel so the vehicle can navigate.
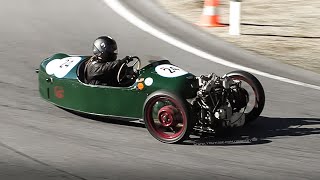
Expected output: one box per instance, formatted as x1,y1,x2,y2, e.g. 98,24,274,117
117,56,141,83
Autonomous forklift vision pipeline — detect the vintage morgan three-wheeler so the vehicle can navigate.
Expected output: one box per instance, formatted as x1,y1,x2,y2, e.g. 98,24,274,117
37,53,265,143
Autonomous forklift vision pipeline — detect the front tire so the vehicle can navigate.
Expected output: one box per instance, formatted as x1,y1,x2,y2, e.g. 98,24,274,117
225,71,265,124
143,91,193,143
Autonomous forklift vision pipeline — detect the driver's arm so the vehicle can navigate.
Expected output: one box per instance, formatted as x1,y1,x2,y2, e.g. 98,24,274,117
90,57,129,75
102,56,132,71
106,59,126,70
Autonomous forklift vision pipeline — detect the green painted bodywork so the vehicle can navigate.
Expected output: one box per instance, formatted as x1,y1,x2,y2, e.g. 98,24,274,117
38,53,198,120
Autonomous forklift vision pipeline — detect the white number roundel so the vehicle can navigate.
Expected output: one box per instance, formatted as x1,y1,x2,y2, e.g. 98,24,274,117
155,64,188,78
46,57,82,78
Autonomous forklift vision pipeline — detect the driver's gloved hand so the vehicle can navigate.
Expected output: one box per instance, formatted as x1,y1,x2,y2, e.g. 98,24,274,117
121,56,132,63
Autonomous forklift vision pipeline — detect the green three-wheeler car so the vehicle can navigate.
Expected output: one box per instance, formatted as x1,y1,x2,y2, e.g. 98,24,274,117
37,53,265,143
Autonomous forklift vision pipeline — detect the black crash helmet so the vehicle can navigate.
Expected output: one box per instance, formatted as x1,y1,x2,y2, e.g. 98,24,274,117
93,36,118,61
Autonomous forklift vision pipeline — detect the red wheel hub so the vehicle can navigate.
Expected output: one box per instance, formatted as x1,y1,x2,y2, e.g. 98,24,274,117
145,96,188,141
158,105,179,127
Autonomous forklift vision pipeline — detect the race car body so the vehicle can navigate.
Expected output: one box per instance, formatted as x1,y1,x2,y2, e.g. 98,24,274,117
38,53,196,119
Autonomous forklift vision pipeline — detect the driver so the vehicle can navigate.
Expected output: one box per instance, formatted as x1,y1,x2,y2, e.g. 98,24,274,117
84,36,132,86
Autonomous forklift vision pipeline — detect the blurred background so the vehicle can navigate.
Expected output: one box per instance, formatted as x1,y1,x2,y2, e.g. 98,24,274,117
158,0,320,73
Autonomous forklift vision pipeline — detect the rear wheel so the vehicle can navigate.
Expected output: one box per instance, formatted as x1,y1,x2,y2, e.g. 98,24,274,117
225,71,265,124
143,92,192,143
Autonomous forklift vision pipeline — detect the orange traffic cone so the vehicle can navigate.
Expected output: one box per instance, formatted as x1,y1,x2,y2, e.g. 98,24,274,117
198,0,225,27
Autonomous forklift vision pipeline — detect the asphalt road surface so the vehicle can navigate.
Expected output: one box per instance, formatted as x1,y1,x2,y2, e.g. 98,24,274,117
0,0,319,179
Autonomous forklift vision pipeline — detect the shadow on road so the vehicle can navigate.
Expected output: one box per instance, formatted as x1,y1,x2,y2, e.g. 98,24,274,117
242,116,320,138
184,116,320,146
67,109,320,146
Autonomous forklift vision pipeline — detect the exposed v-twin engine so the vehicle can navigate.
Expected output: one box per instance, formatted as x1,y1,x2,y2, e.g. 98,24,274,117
194,73,247,131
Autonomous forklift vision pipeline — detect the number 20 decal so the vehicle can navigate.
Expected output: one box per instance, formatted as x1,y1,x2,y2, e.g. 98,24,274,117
46,57,82,78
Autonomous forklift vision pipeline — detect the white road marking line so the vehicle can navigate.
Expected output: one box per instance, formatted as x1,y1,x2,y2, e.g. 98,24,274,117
104,0,320,91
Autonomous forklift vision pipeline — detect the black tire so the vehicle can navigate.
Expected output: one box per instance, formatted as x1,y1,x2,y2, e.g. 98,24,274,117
225,71,265,124
143,91,193,143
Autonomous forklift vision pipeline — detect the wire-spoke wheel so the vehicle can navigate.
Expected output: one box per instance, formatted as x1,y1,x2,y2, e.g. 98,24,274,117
225,71,265,124
143,92,192,143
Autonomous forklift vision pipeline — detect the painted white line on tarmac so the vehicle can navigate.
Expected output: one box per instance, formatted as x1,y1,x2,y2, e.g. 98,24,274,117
104,0,320,91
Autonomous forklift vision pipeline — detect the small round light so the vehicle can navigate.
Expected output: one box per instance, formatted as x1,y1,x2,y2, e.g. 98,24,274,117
144,77,153,86
137,83,144,90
